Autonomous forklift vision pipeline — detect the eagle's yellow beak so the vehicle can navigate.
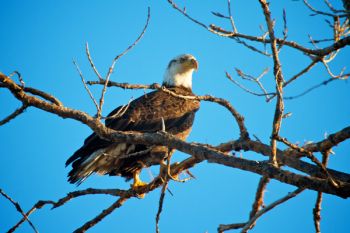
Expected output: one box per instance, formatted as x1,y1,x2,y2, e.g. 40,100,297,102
183,58,198,71
191,58,199,71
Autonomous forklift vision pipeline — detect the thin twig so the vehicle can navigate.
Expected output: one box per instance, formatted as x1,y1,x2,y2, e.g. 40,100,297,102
277,8,288,51
155,181,169,233
226,71,273,98
0,104,28,126
232,68,273,100
73,197,128,233
73,60,100,112
86,42,103,81
240,188,305,232
325,0,348,13
265,57,322,102
8,188,127,232
249,176,270,219
303,0,347,18
104,97,133,120
322,59,349,78
283,57,322,87
98,7,151,119
227,0,237,33
0,189,39,233
9,71,24,87
313,151,330,233
284,77,339,100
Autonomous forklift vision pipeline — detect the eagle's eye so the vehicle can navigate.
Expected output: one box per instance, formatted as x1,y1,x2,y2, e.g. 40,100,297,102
179,57,186,63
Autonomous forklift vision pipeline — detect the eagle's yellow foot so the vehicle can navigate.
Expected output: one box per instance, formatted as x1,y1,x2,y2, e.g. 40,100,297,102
131,173,147,199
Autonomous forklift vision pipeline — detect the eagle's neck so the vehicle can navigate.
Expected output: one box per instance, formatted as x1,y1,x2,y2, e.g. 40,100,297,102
163,68,193,90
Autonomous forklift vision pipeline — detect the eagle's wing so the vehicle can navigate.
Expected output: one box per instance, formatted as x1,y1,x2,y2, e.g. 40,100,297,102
66,88,200,167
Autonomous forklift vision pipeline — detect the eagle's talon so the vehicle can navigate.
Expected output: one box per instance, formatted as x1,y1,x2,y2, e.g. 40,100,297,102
132,173,148,198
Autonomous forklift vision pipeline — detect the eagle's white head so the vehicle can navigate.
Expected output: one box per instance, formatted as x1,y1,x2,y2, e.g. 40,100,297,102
163,54,198,90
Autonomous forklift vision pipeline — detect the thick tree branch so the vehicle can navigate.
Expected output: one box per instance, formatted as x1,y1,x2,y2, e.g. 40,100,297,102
216,138,350,183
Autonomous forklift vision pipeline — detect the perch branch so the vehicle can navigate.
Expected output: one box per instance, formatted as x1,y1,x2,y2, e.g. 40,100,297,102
1,73,350,199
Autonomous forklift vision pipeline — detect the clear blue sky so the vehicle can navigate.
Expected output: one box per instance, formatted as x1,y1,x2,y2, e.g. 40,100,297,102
1,1,349,232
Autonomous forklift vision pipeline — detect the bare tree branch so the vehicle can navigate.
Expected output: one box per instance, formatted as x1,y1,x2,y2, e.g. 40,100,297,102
166,0,350,57
313,151,330,233
155,181,169,233
226,71,273,100
249,176,270,219
2,73,349,198
0,104,28,126
258,0,285,167
85,42,103,81
73,59,100,112
240,188,305,232
97,7,151,120
73,197,128,233
0,189,39,233
275,135,338,188
284,77,339,100
2,1,350,232
303,0,348,18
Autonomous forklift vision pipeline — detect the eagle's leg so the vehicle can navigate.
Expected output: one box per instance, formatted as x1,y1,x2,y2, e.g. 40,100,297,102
132,170,147,188
131,170,147,199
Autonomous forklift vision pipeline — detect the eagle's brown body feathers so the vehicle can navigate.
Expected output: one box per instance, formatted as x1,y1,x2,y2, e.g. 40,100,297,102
66,86,200,184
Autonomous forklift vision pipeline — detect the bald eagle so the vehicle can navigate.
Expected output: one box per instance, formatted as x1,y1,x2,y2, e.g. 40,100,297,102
66,54,200,189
